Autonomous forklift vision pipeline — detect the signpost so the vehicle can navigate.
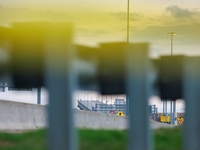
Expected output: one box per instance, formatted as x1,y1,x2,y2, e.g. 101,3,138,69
167,116,170,123
116,111,124,116
110,111,115,115
161,116,165,122
178,116,184,124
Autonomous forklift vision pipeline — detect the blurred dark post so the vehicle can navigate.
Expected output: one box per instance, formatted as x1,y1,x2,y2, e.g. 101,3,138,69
159,56,184,124
0,83,5,92
125,43,151,150
0,22,76,150
43,23,76,150
155,108,158,121
11,22,45,88
127,0,129,43
126,95,129,116
173,101,176,124
159,56,184,99
149,105,152,114
163,101,164,116
170,100,172,124
183,57,200,150
153,105,155,121
37,87,41,104
99,42,151,149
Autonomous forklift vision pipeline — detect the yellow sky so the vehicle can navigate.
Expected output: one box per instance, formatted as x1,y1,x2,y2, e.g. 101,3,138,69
1,0,200,56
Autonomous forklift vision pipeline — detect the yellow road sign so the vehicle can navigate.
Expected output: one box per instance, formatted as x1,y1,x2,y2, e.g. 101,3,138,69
167,116,170,122
178,116,184,124
161,116,165,122
116,111,124,116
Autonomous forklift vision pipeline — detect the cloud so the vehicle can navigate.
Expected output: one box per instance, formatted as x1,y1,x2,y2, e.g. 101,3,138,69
76,28,108,37
94,29,107,35
111,12,143,21
77,28,89,33
129,23,200,47
166,5,200,18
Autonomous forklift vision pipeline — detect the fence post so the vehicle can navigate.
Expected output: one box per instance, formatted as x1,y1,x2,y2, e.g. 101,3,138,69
37,87,41,104
183,57,200,150
44,23,76,150
126,43,151,150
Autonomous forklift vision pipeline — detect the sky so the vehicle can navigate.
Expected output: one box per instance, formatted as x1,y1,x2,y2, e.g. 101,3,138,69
1,0,199,112
0,0,200,57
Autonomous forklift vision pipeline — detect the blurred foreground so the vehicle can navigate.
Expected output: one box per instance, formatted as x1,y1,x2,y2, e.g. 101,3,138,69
0,128,182,150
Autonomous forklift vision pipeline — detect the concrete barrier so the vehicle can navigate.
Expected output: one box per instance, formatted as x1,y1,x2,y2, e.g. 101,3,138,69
0,100,47,131
0,100,175,131
74,109,128,130
150,121,175,129
74,110,175,129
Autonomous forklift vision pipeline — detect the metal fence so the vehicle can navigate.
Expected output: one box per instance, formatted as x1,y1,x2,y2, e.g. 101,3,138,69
77,93,127,115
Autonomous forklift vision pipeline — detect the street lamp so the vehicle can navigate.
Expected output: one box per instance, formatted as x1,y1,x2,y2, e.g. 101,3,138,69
167,32,177,124
167,32,177,56
127,0,129,43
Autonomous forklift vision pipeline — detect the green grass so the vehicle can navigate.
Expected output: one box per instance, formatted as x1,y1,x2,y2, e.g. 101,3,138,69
0,128,183,150
0,129,47,150
154,127,183,150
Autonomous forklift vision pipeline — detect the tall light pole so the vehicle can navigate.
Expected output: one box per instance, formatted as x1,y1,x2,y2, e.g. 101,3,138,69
127,0,129,43
167,32,177,56
168,32,177,124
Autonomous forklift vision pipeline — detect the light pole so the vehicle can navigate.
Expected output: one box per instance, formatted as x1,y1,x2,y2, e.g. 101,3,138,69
127,0,129,43
167,32,177,56
168,32,177,124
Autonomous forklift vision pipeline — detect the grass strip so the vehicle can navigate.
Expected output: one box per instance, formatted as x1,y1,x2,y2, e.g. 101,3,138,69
0,127,183,150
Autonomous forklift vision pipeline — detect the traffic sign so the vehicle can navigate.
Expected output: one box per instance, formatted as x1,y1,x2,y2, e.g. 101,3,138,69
110,111,115,115
178,116,184,124
116,111,124,116
161,116,165,122
167,116,170,122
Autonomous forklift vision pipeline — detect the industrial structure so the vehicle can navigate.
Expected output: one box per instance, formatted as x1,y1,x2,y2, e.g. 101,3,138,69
78,98,126,115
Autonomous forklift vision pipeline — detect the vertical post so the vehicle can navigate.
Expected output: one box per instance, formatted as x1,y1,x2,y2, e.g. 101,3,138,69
127,0,129,43
126,95,129,116
170,100,172,124
126,43,151,150
174,101,176,125
111,95,112,110
37,87,41,104
45,23,76,150
183,57,200,150
153,105,155,121
168,32,176,56
163,101,164,116
156,108,158,121
172,101,176,124
95,103,97,112
171,34,173,56
87,91,88,109
165,101,167,114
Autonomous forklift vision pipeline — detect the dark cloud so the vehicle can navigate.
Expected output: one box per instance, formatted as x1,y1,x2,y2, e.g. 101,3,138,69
166,5,200,18
111,12,143,21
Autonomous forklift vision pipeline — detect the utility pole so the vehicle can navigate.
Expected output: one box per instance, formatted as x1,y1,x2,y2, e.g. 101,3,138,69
127,0,129,43
167,32,177,56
